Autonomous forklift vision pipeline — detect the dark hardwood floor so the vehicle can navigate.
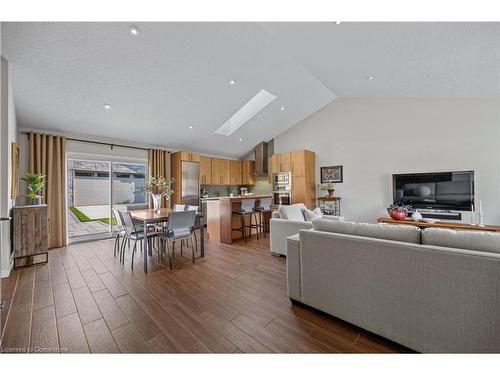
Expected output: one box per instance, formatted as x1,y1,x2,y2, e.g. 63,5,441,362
0,233,407,353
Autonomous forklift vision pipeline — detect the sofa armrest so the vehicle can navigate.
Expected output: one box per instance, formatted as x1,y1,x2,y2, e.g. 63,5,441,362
286,234,302,301
270,218,312,256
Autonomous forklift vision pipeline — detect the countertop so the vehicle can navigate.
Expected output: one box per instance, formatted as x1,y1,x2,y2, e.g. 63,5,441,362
201,194,272,201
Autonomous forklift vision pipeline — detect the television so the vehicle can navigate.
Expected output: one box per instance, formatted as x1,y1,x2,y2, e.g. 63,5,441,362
392,171,474,211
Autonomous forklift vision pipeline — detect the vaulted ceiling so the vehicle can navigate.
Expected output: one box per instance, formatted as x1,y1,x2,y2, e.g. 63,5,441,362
2,22,498,158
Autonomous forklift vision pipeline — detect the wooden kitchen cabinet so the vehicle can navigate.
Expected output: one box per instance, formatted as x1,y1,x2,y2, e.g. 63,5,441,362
211,158,231,185
270,150,316,208
241,160,255,185
179,151,200,162
229,160,242,185
200,155,212,185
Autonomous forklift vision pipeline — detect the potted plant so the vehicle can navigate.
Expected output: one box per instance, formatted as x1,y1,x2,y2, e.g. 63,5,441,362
387,202,412,221
142,176,175,213
22,172,45,205
319,182,336,197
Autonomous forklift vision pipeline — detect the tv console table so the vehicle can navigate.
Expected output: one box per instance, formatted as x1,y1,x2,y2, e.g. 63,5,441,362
377,217,500,232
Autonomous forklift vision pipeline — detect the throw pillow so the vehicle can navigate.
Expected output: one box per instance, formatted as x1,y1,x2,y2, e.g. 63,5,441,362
302,207,321,222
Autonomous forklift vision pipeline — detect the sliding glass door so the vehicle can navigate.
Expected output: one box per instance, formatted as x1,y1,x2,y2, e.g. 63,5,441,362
67,157,146,242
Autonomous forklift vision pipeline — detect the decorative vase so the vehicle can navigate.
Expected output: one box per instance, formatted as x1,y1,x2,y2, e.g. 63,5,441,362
327,189,335,198
152,194,162,213
390,209,407,221
411,210,423,221
31,198,42,205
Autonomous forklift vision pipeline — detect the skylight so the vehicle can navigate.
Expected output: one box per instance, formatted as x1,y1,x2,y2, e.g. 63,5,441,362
215,89,277,136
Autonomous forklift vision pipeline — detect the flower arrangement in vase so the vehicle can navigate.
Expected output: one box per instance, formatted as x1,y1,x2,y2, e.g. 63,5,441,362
142,176,175,212
21,172,45,205
319,182,336,197
386,202,412,221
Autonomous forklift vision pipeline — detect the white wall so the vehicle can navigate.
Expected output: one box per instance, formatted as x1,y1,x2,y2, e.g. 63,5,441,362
0,57,18,277
274,98,500,224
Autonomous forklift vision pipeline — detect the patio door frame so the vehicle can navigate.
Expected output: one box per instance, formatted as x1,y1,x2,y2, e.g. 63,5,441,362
66,151,148,244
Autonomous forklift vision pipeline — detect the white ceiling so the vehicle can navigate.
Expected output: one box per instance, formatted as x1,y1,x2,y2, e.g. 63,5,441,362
1,22,498,158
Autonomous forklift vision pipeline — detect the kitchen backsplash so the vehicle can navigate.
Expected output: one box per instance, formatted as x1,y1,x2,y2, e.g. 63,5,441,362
201,176,272,197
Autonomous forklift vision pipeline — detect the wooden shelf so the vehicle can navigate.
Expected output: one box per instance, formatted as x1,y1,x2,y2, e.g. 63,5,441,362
377,217,500,232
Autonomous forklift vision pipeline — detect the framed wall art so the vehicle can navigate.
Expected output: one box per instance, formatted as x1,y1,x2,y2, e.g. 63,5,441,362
320,165,343,183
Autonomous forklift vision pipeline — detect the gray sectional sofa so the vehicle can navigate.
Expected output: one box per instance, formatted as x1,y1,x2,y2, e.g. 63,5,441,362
286,218,500,353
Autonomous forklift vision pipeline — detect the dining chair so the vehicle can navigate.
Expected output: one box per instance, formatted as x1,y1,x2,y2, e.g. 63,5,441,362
112,209,126,258
159,210,197,268
186,206,199,253
118,210,159,270
174,204,186,211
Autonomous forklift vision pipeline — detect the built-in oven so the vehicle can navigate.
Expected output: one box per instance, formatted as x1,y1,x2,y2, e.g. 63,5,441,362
273,172,292,191
273,191,291,206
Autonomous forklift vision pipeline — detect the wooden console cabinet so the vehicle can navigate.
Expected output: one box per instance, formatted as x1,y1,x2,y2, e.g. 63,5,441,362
12,205,49,268
377,217,500,232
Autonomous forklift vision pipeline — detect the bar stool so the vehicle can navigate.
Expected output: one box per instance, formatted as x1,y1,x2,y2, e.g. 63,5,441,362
232,199,259,243
254,197,272,238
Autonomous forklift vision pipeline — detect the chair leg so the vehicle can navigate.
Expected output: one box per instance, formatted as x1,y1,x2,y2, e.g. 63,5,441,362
166,239,172,270
193,230,198,253
191,236,195,264
113,233,119,257
254,212,259,240
172,241,175,258
240,214,246,243
120,237,127,265
131,240,138,270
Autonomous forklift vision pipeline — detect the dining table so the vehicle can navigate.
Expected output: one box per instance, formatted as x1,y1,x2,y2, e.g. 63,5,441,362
129,208,205,274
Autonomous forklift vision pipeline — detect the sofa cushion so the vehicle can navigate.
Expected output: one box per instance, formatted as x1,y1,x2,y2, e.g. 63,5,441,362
422,227,500,254
311,218,421,244
278,203,306,221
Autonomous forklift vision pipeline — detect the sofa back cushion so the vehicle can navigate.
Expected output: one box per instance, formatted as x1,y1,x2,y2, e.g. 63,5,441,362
422,227,500,254
278,203,306,221
311,218,421,244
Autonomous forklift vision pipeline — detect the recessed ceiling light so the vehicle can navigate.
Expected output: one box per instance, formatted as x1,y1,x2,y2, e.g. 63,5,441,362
103,103,112,109
188,126,193,129
239,138,243,142
215,89,277,136
367,76,374,80
129,25,140,36
229,80,236,85
280,107,285,111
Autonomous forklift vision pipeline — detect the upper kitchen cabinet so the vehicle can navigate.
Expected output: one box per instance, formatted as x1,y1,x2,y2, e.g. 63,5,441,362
290,150,315,177
200,155,212,185
241,160,255,185
179,151,200,162
229,160,242,185
276,152,291,172
211,158,231,185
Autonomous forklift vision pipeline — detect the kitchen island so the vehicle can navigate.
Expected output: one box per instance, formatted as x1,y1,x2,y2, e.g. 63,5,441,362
204,195,273,244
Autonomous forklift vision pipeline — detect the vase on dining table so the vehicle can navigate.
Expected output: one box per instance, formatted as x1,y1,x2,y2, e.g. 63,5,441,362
152,194,162,213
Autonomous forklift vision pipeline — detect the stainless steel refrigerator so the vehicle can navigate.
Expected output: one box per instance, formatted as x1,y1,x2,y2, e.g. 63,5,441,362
181,161,200,207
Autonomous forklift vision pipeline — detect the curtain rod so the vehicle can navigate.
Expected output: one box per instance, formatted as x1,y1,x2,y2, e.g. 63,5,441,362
21,131,170,153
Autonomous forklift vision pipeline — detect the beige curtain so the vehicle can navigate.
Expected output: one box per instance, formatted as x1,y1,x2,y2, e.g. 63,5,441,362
28,132,67,249
148,149,168,208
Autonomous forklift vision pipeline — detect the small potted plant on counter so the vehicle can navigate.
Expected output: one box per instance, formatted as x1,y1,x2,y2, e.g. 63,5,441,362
319,182,336,197
142,176,175,213
387,203,412,221
22,172,45,205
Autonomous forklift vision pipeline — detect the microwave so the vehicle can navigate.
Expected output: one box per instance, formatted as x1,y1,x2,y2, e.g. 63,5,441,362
273,191,291,206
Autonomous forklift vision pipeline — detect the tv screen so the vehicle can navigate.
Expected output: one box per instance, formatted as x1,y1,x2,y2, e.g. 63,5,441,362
392,171,474,211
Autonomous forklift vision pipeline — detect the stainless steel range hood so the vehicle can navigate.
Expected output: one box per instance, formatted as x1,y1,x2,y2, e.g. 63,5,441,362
254,140,273,175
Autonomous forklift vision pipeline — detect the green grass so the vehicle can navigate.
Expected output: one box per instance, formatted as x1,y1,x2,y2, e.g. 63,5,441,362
69,207,117,225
